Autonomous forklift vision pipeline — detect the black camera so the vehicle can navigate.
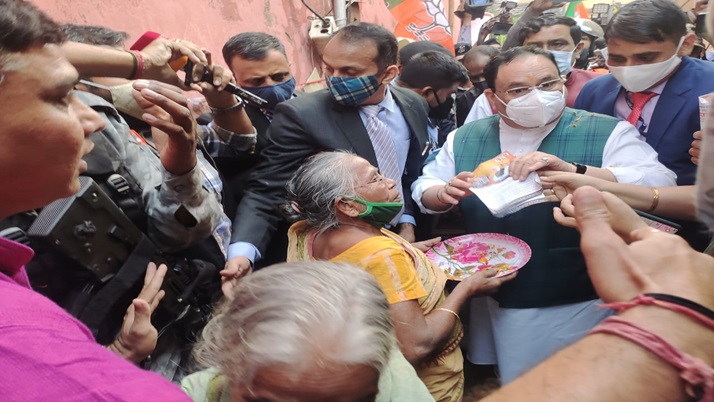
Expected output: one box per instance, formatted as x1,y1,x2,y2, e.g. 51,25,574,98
182,60,268,107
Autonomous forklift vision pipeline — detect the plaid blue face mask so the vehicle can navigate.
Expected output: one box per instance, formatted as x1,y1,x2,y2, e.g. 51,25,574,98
326,74,381,106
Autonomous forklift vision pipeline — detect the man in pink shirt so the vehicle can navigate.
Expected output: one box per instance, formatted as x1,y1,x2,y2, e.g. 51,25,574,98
517,15,603,107
0,0,192,399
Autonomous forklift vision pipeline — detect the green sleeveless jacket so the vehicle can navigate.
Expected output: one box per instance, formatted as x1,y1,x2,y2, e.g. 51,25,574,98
453,108,618,308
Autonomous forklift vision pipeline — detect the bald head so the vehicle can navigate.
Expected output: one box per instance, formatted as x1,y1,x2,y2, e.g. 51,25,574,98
462,45,499,85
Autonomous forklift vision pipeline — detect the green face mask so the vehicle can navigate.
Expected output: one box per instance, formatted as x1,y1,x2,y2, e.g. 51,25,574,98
345,197,404,228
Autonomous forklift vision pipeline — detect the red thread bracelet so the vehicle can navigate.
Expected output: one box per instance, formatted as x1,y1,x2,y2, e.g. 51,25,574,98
590,316,713,401
602,294,714,330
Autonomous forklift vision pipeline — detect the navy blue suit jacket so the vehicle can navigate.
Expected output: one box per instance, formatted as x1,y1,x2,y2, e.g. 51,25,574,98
574,57,714,185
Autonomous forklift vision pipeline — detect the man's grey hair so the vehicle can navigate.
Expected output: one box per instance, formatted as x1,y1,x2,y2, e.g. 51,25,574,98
193,261,394,389
285,151,360,235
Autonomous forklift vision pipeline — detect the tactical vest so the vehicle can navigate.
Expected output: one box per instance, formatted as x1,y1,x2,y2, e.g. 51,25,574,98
0,107,223,347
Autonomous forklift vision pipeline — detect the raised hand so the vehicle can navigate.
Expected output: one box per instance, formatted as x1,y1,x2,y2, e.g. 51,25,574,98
132,80,198,176
108,262,167,363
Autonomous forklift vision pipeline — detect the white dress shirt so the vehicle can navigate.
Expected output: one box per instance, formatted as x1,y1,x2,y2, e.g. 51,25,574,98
412,118,678,214
358,88,415,226
358,88,411,178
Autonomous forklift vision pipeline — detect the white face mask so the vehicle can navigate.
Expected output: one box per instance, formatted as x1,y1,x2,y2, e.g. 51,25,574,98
549,49,576,75
605,37,685,93
495,89,566,128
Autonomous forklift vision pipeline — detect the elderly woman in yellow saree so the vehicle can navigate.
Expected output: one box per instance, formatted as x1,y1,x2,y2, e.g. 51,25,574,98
285,151,514,402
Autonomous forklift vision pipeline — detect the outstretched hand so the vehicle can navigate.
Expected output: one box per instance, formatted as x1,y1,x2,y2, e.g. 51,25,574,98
221,256,253,298
109,262,167,363
539,171,606,202
569,186,714,309
411,237,442,252
553,191,647,244
437,171,476,206
461,268,517,298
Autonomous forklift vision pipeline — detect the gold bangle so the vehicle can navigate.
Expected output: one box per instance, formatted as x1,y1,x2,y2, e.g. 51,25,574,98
649,187,660,212
435,307,459,320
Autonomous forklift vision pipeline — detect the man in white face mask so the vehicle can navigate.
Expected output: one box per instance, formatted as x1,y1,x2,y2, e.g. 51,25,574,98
462,16,601,125
575,0,714,187
518,15,603,107
412,46,676,384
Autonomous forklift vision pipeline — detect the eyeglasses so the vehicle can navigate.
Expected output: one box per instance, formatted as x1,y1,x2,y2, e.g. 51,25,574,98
355,171,387,188
500,78,564,98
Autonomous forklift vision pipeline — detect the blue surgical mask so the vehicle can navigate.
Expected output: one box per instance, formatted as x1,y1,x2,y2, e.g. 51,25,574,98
242,77,296,110
549,49,575,75
326,74,382,106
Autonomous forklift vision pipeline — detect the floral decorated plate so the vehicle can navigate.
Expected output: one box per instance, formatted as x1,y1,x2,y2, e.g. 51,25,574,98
425,233,532,280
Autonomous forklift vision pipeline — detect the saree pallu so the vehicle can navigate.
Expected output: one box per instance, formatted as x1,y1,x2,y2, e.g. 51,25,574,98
287,221,464,402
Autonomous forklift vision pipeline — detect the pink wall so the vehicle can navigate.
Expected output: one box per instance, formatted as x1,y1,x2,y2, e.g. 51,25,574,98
32,0,396,86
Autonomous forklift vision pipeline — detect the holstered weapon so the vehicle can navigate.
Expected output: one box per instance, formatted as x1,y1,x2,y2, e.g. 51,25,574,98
23,176,218,344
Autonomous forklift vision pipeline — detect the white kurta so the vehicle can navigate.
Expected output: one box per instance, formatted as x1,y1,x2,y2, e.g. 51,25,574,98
412,119,677,213
463,92,495,125
411,116,677,383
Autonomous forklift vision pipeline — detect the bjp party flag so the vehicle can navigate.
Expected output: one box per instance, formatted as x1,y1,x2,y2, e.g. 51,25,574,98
388,0,455,53
564,1,590,19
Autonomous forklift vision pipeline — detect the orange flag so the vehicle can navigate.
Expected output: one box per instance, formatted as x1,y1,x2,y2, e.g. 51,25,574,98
565,1,590,19
388,0,455,53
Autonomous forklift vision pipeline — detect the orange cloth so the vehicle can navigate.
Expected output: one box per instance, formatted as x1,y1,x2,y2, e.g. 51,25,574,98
332,236,428,304
287,221,465,402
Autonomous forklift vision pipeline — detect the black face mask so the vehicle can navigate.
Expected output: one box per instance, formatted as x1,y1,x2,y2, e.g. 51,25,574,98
576,48,590,69
428,91,455,120
472,80,489,93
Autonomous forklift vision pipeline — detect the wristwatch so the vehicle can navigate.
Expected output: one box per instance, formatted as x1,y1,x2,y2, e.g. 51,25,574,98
570,162,587,174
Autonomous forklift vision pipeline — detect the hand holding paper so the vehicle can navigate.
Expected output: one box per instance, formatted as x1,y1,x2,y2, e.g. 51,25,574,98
469,151,548,217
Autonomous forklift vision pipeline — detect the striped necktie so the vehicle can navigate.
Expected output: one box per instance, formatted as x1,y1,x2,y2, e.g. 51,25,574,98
362,105,404,224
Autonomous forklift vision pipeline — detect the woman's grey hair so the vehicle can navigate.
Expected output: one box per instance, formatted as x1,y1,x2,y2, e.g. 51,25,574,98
285,151,361,234
193,261,394,390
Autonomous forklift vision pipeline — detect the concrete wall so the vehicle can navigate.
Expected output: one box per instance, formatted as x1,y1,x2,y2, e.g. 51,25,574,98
33,0,397,86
